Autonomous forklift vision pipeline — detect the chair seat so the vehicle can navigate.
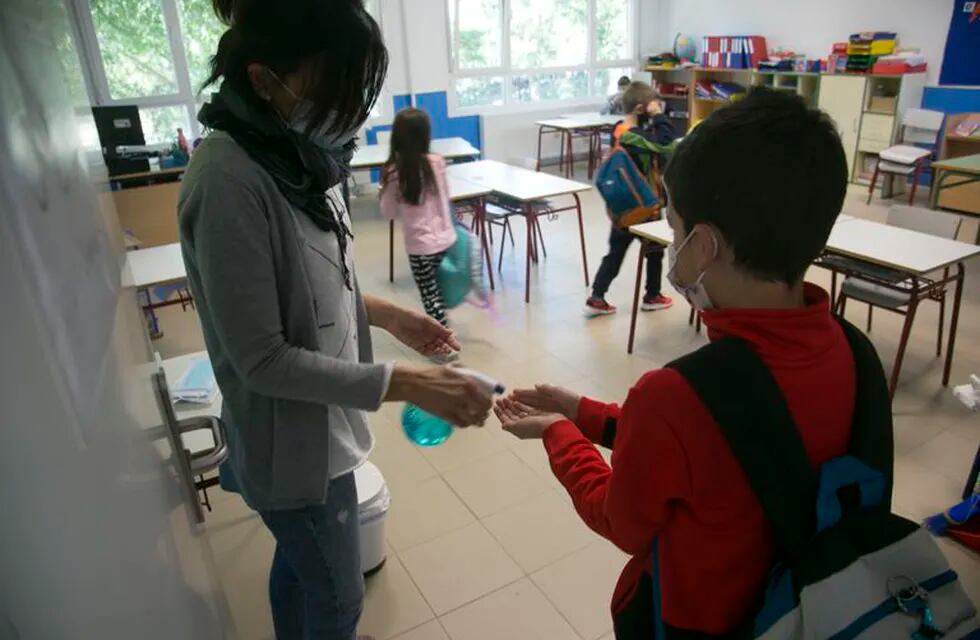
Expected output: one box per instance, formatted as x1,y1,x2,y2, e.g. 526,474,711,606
879,145,930,165
841,277,915,309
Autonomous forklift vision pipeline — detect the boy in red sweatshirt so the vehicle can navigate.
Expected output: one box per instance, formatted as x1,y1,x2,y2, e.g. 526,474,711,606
496,88,854,638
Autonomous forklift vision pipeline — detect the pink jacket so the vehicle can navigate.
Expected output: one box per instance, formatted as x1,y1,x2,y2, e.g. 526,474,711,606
379,154,456,256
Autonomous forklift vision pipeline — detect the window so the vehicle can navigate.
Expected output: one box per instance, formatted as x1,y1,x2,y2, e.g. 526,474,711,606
90,0,179,99
448,0,635,110
71,0,385,144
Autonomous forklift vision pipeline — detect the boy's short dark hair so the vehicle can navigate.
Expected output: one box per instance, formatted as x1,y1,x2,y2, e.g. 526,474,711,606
622,81,656,114
664,87,847,285
617,75,631,88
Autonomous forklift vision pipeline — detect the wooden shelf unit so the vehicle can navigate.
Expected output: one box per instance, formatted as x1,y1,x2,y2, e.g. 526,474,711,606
644,66,926,186
645,66,693,132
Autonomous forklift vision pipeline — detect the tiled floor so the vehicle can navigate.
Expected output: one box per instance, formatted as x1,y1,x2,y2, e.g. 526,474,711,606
155,173,980,640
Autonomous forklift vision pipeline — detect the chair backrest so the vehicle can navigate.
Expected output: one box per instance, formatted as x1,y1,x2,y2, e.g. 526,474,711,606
886,204,962,240
901,108,945,145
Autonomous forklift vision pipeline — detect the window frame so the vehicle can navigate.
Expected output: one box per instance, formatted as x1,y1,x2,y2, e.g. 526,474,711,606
67,0,389,142
447,0,638,115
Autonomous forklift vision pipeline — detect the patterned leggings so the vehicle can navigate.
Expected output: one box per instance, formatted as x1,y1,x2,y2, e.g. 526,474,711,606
408,252,448,327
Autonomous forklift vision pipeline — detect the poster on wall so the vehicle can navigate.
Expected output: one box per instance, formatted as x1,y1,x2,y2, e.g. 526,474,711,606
940,1,980,85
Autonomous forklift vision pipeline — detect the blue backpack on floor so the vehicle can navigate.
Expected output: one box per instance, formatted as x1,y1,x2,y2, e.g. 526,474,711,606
594,147,661,229
657,317,979,640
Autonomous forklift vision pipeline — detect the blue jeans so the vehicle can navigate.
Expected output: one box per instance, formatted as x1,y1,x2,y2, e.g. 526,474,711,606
258,472,363,640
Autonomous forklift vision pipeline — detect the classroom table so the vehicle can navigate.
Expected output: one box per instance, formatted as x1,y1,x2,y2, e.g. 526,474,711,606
628,217,980,396
447,160,592,302
351,136,480,170
930,153,980,242
123,242,186,288
535,114,620,180
123,242,192,338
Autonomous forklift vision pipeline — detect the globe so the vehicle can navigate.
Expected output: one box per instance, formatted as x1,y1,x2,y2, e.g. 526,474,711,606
673,33,697,62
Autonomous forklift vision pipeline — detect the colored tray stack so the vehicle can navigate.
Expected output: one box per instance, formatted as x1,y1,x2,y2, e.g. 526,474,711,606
846,32,897,73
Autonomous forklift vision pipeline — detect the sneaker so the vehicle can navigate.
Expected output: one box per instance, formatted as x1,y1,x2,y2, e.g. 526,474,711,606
641,294,674,311
584,297,617,317
429,350,460,364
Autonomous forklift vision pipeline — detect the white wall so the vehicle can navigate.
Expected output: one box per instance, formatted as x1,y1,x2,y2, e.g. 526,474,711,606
641,0,953,85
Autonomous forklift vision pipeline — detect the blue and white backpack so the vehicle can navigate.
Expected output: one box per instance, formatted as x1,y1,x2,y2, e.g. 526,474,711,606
594,146,662,229
656,316,978,640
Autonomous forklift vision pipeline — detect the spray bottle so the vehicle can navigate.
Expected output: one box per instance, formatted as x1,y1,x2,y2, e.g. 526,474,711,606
401,368,505,447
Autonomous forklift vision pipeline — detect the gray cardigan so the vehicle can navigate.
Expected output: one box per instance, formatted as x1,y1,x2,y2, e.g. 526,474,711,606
178,132,389,511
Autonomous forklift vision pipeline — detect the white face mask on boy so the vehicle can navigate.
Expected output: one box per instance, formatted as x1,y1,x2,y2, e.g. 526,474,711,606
666,228,718,311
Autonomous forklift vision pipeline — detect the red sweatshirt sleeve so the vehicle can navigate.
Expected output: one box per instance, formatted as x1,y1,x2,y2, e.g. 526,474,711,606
543,370,692,555
575,396,621,444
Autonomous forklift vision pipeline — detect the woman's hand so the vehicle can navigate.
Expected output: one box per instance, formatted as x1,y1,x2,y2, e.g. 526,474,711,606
509,384,581,421
366,296,460,356
386,365,492,426
494,397,565,440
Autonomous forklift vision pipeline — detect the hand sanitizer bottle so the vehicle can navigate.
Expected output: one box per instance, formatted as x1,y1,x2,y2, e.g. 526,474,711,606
401,369,504,447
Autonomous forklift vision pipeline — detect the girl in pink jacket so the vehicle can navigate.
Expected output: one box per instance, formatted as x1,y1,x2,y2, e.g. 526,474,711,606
380,108,457,330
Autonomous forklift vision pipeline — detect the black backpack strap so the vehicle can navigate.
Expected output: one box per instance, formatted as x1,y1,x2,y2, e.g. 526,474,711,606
833,316,894,507
666,338,817,559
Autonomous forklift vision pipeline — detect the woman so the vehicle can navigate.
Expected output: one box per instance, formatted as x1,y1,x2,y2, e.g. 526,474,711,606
178,1,492,638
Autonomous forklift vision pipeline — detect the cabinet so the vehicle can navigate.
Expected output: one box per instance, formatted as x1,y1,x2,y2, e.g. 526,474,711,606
818,75,866,176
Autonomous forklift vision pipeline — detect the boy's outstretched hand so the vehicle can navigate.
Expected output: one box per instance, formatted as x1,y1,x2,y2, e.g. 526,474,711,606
494,396,564,440
510,384,581,421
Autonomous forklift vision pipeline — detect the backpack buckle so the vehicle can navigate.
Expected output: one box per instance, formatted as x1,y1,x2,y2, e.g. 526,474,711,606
888,576,943,640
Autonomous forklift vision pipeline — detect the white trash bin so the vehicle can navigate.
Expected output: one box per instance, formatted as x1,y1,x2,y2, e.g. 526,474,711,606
354,461,390,575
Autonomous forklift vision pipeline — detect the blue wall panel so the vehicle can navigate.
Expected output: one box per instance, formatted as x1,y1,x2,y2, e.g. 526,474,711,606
922,87,980,114
415,91,481,152
363,91,481,183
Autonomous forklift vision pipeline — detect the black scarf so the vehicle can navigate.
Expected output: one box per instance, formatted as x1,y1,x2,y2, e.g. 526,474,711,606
198,83,355,288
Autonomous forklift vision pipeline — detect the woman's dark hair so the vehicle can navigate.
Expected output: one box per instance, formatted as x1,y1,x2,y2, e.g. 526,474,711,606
664,87,847,285
382,108,436,206
205,0,388,138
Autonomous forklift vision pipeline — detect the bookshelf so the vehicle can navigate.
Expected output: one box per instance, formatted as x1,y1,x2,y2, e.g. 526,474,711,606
751,71,820,107
645,66,692,133
689,68,753,128
642,66,926,187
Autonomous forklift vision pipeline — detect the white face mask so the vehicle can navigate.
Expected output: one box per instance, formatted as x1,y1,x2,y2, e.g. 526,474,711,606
269,71,360,151
666,228,717,310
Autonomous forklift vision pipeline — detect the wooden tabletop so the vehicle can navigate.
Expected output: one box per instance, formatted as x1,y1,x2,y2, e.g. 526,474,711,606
932,153,980,175
446,159,591,202
111,166,186,181
631,215,980,275
122,242,186,288
351,137,480,169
